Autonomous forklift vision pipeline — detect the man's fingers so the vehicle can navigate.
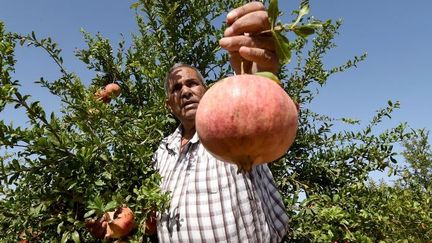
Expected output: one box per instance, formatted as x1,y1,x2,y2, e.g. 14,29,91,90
224,11,270,37
223,2,279,74
220,35,275,52
238,46,279,73
229,52,253,74
226,1,265,25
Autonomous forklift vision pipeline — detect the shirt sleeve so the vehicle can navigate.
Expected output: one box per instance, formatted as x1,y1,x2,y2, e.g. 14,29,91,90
251,165,289,242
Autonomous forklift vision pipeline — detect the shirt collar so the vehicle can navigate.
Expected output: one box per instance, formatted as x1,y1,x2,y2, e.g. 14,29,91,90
165,125,200,152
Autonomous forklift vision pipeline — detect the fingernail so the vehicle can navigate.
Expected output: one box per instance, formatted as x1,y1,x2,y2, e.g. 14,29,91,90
224,27,233,37
219,38,228,47
227,11,236,21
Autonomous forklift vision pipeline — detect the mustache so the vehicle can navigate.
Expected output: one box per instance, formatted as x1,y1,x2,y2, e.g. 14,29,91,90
182,99,198,107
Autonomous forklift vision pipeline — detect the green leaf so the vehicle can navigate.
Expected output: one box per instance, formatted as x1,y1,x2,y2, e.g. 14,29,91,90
387,167,394,177
268,0,279,29
67,182,77,190
72,231,80,243
57,221,64,235
291,1,310,28
95,179,105,186
19,37,26,46
104,200,118,212
272,30,291,65
102,171,112,180
254,72,281,85
61,232,70,243
300,0,310,14
130,2,141,9
41,217,58,227
88,196,105,214
29,203,44,216
83,209,96,218
293,25,316,38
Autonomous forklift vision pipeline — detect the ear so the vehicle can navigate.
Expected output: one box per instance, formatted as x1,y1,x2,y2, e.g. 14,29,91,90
165,98,173,113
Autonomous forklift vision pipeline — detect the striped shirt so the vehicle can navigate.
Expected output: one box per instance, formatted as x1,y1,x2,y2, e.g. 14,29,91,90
153,126,289,242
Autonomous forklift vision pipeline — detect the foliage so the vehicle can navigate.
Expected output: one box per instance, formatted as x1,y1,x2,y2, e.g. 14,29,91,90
0,1,430,242
400,129,432,192
287,180,431,242
284,130,432,242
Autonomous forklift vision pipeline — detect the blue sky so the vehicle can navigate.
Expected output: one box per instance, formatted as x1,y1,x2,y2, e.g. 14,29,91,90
306,1,431,138
1,1,431,180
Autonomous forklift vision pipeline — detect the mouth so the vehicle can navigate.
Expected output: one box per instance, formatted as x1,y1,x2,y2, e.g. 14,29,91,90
182,101,197,110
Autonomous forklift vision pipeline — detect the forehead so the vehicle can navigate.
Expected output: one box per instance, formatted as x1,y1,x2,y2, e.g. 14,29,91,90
168,67,201,85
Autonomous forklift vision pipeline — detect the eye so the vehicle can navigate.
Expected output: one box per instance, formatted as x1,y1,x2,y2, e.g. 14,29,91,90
171,84,181,94
187,79,199,87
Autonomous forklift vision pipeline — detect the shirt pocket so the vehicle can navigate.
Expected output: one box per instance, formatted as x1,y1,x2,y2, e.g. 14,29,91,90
189,159,231,195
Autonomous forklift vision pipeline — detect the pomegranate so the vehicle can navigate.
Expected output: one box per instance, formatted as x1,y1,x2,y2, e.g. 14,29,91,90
94,83,121,103
94,88,111,103
104,83,121,98
85,217,108,239
195,74,298,171
105,206,135,239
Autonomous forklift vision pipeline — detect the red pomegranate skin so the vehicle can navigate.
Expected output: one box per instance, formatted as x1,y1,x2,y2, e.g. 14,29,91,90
104,83,121,98
195,74,298,171
95,88,111,103
105,207,135,239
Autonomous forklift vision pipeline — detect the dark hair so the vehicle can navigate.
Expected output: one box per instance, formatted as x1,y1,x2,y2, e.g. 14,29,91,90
164,63,206,95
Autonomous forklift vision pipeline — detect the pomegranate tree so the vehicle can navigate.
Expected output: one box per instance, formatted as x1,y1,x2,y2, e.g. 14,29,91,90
195,74,298,171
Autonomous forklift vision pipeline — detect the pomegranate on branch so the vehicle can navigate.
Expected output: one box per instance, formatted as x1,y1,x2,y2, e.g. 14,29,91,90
94,82,121,103
105,206,135,239
85,205,135,240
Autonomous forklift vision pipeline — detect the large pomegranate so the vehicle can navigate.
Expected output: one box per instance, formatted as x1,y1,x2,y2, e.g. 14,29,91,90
195,74,298,171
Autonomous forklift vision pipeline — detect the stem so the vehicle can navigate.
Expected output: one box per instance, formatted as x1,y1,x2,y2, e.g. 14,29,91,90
253,24,291,36
240,59,245,75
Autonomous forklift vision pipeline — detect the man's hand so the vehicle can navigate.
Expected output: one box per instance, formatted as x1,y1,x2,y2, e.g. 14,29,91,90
219,1,279,75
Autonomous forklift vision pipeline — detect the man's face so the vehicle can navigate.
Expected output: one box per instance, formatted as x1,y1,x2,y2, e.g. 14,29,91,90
165,67,206,123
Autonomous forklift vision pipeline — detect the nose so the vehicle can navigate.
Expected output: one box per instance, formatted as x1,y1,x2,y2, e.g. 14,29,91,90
181,86,192,99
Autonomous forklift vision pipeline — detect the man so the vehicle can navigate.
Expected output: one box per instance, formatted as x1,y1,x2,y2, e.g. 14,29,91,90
87,2,289,242
154,2,289,242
